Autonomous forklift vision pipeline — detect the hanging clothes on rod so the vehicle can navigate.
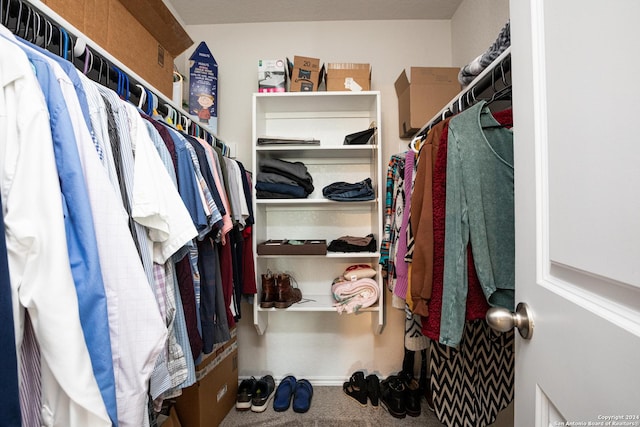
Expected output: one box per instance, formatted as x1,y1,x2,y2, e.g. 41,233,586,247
386,25,515,426
0,1,256,426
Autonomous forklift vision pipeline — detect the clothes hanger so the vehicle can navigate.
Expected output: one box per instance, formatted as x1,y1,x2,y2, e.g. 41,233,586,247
150,91,158,116
10,0,22,34
123,73,130,102
59,27,70,60
111,66,122,97
97,56,106,86
143,89,152,115
82,46,93,75
21,3,31,40
135,84,147,110
409,133,422,154
32,8,44,46
43,17,53,49
181,115,191,132
73,36,86,58
164,104,176,125
3,0,15,30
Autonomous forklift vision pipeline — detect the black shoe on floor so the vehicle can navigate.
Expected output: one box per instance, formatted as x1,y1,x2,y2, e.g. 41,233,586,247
343,371,368,406
366,374,380,408
380,375,406,419
399,371,422,417
251,375,275,412
236,377,257,411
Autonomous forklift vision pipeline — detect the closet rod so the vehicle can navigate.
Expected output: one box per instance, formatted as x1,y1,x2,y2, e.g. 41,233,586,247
415,46,511,139
2,0,232,156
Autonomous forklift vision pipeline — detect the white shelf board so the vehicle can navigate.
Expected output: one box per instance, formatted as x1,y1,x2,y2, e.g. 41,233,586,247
255,293,380,313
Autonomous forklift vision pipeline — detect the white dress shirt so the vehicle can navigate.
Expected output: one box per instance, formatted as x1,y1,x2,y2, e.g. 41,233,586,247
0,37,111,427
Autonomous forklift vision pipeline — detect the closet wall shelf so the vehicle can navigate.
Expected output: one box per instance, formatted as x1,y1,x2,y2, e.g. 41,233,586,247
256,199,378,205
256,145,377,154
252,91,384,336
256,252,380,259
256,295,379,312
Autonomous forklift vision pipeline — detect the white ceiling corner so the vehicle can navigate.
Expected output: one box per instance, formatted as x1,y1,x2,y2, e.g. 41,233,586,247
164,0,464,26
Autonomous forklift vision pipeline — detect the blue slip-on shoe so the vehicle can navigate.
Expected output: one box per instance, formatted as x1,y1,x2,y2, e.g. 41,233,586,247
292,379,313,413
273,375,297,412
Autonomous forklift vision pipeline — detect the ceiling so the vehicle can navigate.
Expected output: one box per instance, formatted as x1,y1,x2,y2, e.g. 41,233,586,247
163,0,464,26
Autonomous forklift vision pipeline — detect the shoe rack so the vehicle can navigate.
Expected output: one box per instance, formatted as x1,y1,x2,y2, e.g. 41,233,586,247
251,91,384,335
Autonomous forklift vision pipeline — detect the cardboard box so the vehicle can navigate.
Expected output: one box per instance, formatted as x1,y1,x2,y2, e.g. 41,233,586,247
174,337,238,427
159,407,182,427
326,63,371,92
394,67,461,138
288,56,325,92
258,59,287,93
44,0,193,98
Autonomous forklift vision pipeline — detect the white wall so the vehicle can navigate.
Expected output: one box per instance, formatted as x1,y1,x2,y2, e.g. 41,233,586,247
179,20,452,166
451,0,510,67
177,19,453,383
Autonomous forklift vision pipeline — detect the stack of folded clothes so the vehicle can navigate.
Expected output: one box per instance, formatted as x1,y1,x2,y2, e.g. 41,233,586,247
332,264,379,314
327,234,377,253
256,158,314,199
322,178,375,201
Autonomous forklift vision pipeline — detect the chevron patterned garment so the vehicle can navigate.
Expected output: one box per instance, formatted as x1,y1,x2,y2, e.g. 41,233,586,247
429,320,514,427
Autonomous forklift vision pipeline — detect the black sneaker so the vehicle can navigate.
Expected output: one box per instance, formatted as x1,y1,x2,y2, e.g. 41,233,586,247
236,377,257,411
366,374,380,407
380,375,406,419
343,371,368,406
251,375,276,413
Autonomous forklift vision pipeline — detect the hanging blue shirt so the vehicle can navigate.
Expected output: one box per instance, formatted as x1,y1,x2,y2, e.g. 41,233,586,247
13,41,118,426
164,126,210,235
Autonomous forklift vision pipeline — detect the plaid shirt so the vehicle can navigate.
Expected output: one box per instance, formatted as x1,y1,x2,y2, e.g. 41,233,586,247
380,153,406,290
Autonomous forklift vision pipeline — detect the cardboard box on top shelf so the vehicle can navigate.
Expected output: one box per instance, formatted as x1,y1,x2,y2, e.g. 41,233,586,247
45,0,193,97
174,329,238,427
288,56,325,92
394,67,461,138
258,59,287,92
326,63,371,91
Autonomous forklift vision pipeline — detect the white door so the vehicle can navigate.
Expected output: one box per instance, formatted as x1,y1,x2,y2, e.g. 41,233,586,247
509,0,640,425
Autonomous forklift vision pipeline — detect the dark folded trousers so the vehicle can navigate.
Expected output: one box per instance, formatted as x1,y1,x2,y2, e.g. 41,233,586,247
322,178,375,201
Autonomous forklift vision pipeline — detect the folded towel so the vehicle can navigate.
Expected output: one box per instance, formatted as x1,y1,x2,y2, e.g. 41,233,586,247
331,278,379,314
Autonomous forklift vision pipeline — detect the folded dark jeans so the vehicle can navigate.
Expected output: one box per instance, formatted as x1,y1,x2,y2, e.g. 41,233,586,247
322,178,375,201
256,181,308,198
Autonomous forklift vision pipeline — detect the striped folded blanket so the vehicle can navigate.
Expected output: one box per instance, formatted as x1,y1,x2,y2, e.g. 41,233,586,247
458,20,510,87
331,278,379,314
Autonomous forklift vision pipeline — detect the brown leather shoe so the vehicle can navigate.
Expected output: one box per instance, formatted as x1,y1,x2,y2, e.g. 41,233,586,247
274,273,302,308
260,272,277,308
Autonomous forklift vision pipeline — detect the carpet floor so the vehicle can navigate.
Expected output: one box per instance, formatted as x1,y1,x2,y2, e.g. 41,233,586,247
219,386,444,427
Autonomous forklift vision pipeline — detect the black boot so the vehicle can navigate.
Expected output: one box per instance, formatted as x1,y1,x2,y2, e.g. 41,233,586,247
366,374,380,407
399,371,421,417
380,375,406,418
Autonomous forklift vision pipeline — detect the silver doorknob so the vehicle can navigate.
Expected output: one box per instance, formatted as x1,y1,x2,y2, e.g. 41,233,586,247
486,302,534,339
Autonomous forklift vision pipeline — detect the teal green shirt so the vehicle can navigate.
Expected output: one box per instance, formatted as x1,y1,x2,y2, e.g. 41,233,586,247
440,101,514,347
